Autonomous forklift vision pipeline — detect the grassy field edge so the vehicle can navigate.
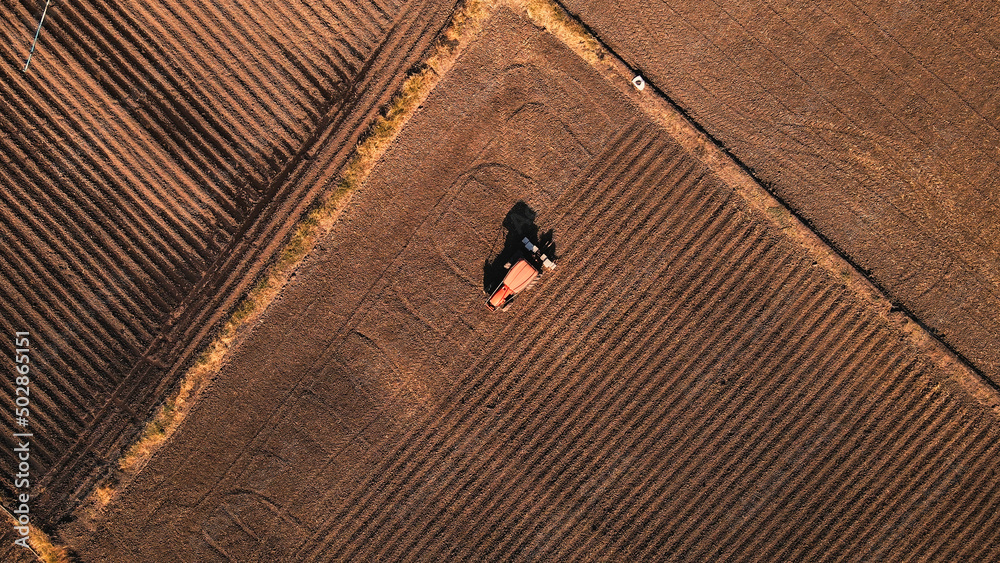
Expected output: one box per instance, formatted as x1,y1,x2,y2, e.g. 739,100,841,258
65,0,492,535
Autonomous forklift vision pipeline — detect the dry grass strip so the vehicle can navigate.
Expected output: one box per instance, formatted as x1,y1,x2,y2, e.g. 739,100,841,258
70,0,492,524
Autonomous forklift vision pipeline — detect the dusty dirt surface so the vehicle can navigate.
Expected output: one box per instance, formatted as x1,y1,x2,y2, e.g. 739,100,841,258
0,538,38,563
0,0,458,524
68,10,1000,561
560,0,1000,382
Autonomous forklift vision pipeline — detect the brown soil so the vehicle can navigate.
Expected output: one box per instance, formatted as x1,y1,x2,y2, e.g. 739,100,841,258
67,9,1000,561
0,538,38,563
560,0,1000,382
0,0,458,526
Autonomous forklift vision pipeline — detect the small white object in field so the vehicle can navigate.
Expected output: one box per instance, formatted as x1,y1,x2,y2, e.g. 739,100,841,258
632,75,646,90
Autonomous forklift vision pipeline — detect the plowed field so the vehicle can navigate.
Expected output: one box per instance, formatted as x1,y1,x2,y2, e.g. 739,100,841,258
0,0,457,523
561,0,1000,382
68,10,1000,561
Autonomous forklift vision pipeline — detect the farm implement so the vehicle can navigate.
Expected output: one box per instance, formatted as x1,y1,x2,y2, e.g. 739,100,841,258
487,237,556,311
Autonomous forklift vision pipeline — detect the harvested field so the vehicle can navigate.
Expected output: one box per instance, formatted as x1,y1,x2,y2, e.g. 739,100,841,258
561,0,1000,381
0,0,458,525
67,9,1000,562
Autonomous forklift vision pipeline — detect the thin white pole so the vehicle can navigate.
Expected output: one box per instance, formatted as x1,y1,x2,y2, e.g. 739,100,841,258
23,0,53,72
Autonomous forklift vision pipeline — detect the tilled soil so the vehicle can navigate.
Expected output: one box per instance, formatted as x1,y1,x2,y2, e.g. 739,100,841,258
0,0,457,524
560,0,1000,382
70,11,1000,561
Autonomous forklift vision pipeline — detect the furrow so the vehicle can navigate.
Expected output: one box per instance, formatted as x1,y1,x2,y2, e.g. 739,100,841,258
378,155,732,560
381,171,756,560
304,137,704,560
82,0,254,197
583,275,845,559
855,414,979,561
24,13,226,257
177,1,311,147
673,327,904,560
909,432,1000,557
0,318,94,443
27,0,454,519
0,162,165,336
302,118,664,556
483,232,802,560
820,398,971,560
750,360,927,560
124,2,272,164
360,0,397,29
234,0,336,108
0,214,148,374
332,0,386,46
0,287,113,409
951,492,1000,561
0,281,97,427
0,133,183,310
614,256,835,558
326,137,696,560
777,382,953,560
283,0,359,87
472,196,789,558
592,274,844,557
0,207,141,372
0,75,209,289
714,325,898,558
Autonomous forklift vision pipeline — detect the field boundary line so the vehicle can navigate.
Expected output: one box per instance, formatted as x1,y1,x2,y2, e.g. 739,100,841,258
539,0,1000,406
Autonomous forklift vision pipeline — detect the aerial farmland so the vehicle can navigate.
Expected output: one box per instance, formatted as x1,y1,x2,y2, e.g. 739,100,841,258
1,0,998,561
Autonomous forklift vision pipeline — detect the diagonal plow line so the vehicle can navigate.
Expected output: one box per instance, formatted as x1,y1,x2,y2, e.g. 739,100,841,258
24,0,53,72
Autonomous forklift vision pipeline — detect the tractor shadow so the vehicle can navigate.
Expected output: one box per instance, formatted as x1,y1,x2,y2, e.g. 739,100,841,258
483,201,557,294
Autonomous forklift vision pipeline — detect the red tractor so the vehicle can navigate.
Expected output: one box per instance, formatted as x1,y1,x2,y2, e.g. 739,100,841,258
487,237,556,311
